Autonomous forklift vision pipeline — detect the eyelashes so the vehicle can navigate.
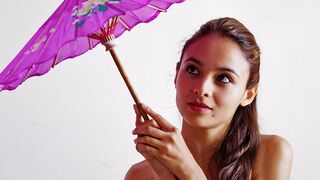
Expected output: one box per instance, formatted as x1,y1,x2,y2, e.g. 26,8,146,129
185,64,199,75
217,74,233,83
184,64,233,84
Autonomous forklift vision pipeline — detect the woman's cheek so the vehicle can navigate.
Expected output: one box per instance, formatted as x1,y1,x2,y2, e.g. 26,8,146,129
218,90,244,114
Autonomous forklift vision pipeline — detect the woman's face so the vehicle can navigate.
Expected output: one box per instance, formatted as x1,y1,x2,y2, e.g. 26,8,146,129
175,33,251,129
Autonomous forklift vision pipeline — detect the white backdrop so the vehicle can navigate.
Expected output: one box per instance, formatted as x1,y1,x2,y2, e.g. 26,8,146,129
0,0,319,179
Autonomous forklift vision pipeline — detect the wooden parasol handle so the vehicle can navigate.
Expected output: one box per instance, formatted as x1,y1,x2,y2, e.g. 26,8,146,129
107,46,149,121
88,17,149,122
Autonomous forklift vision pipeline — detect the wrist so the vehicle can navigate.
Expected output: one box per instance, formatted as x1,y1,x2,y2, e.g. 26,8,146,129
179,163,207,180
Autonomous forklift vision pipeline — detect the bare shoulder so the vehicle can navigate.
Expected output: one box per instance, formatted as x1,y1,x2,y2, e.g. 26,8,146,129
124,160,159,180
253,134,293,180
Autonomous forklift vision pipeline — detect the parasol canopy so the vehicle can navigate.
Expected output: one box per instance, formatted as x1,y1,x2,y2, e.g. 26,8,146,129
0,0,184,92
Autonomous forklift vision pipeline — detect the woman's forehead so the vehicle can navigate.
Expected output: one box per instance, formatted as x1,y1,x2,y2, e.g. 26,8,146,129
182,34,249,74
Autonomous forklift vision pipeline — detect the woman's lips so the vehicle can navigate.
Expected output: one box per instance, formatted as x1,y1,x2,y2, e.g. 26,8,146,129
187,102,213,113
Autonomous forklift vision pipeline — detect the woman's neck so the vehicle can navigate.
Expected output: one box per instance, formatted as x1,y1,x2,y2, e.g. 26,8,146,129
181,121,230,177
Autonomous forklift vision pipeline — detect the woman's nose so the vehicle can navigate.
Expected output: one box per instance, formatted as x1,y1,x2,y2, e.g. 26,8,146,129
192,77,214,97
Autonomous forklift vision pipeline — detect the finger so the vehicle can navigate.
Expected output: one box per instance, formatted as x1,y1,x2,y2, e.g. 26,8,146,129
135,135,174,158
143,118,160,129
134,136,163,149
137,103,150,121
134,104,143,126
136,143,168,163
134,105,160,128
136,143,160,157
133,124,167,139
141,104,175,131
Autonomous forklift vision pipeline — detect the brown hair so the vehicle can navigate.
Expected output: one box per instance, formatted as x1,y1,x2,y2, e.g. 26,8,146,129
177,17,261,179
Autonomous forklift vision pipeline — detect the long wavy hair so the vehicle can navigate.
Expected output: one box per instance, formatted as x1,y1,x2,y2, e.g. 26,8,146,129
176,17,261,179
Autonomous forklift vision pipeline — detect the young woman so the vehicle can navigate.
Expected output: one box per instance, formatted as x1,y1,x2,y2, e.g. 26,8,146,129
125,17,293,180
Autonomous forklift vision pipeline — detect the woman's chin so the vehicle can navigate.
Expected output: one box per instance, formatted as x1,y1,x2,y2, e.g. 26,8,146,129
183,116,217,129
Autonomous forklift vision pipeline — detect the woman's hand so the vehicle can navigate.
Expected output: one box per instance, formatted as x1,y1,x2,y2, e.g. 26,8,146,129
132,104,206,180
133,104,177,180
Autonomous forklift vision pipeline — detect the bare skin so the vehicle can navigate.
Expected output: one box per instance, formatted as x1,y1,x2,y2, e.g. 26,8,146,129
125,134,293,180
125,34,293,180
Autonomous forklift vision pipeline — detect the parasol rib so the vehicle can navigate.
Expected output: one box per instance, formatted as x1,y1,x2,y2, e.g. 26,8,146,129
22,67,33,83
89,37,93,50
147,4,166,12
118,17,130,30
52,48,61,68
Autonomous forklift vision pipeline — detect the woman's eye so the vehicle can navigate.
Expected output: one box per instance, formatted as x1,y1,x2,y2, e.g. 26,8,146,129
217,74,232,83
185,65,199,75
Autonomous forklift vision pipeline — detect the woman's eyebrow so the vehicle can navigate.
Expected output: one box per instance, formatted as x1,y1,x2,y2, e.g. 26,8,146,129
217,67,239,77
184,57,239,77
184,57,203,66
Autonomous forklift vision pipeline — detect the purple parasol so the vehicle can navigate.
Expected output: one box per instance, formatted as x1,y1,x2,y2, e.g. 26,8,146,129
0,0,184,119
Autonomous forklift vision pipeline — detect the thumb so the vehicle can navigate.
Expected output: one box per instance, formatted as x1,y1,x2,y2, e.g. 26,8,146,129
133,104,143,126
141,104,174,131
